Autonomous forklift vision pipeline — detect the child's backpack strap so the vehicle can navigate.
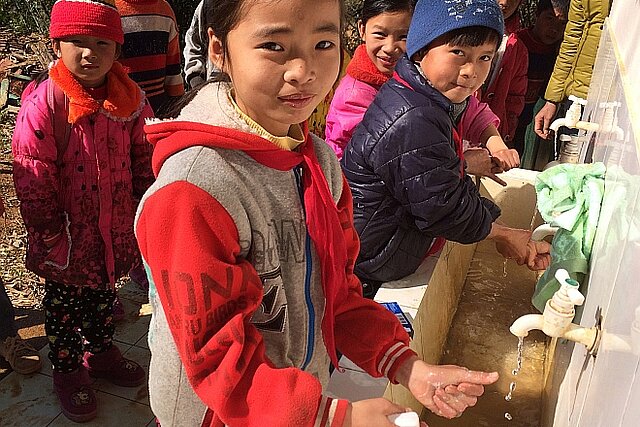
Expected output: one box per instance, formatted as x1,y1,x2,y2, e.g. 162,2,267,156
46,80,72,167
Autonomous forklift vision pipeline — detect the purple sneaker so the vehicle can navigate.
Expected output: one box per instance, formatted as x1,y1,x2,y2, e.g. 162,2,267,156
53,366,97,423
83,345,145,387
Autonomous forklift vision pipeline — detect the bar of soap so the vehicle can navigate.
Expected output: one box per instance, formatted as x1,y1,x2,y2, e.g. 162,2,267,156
387,412,420,427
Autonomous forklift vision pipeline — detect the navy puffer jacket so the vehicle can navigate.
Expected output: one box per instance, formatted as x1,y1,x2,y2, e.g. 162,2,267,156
341,56,501,283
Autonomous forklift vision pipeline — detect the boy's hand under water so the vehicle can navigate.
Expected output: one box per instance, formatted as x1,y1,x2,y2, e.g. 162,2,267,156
394,355,499,419
492,227,552,271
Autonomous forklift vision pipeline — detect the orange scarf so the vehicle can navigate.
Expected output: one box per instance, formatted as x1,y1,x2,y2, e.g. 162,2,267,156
48,60,142,123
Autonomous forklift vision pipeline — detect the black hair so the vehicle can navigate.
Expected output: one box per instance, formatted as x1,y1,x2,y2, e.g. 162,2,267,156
412,26,501,61
549,0,570,16
162,0,344,118
536,0,555,14
361,0,416,27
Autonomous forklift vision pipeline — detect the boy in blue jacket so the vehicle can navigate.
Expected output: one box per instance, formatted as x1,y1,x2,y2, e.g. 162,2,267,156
342,0,551,295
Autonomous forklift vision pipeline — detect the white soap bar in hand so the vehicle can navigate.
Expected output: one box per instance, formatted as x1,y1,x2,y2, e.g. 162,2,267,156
387,411,420,427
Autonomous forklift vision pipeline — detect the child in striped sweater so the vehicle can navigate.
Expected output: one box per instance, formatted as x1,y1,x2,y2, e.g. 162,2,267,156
116,0,185,112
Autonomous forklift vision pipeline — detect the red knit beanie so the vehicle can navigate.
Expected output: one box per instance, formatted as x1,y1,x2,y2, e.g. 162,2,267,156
49,0,124,45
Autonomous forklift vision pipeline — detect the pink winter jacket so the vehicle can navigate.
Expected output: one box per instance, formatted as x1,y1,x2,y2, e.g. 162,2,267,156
326,46,500,159
12,76,154,289
325,74,379,159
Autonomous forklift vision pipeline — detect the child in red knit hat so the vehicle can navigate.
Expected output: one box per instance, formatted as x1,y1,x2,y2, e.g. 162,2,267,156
12,0,154,422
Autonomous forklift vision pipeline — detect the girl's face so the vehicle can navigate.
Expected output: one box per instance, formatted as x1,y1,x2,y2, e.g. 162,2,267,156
419,38,496,104
358,11,412,75
497,0,521,19
210,0,341,137
53,36,118,88
533,8,567,45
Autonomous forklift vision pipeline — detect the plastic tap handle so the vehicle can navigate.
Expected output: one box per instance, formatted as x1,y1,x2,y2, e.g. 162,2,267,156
555,269,571,284
566,287,585,306
568,95,588,105
554,269,585,306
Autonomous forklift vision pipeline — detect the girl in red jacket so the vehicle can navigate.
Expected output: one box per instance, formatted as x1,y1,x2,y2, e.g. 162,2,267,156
135,0,499,425
11,0,154,422
479,0,529,145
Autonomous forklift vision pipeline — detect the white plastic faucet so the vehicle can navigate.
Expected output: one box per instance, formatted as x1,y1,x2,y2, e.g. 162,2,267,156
598,101,625,140
531,223,559,241
549,96,595,134
510,269,599,352
542,269,585,337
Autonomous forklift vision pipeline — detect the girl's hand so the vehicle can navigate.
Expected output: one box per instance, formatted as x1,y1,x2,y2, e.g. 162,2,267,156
491,148,520,170
345,398,412,427
464,148,507,186
394,356,499,419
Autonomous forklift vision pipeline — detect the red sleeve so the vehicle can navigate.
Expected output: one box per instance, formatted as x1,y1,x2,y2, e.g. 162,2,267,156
333,177,417,381
136,181,347,426
504,39,529,141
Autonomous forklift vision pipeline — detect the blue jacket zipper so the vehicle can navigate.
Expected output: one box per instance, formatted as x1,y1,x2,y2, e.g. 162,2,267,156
294,167,315,370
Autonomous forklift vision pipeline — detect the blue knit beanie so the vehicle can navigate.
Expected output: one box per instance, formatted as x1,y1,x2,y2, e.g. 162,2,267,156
406,0,505,58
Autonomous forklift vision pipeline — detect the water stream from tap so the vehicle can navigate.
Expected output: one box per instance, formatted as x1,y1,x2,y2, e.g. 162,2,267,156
502,259,508,278
529,210,538,232
504,336,525,421
513,336,524,376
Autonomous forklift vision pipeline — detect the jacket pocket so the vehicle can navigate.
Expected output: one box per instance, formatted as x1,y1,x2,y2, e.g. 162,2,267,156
42,213,72,270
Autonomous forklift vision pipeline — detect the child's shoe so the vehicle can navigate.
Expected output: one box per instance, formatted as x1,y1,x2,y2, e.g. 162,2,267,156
112,296,126,322
53,367,97,423
83,345,145,387
0,335,42,375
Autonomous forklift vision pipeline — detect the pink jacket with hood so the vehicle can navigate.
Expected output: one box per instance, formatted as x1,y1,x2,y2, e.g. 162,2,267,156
325,45,500,159
12,60,154,289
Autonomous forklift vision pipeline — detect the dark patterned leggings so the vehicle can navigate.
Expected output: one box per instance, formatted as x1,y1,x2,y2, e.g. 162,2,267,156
43,280,116,373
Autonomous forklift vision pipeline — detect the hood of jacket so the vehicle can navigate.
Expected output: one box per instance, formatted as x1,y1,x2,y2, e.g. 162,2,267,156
144,83,310,177
144,82,350,369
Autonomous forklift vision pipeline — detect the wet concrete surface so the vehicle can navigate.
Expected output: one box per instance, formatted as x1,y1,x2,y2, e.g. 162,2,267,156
424,252,547,427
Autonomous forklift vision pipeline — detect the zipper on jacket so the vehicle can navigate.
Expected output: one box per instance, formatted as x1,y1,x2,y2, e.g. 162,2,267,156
294,167,315,370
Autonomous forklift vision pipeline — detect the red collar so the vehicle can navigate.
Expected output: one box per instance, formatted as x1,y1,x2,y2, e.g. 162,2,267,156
346,44,391,88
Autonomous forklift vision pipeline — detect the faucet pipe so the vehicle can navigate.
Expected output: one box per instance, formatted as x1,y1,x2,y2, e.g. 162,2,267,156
531,223,559,241
509,269,599,352
509,314,598,351
510,314,544,338
562,323,599,351
549,119,600,134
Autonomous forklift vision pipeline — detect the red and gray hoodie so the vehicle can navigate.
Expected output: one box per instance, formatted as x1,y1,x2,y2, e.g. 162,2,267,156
135,82,416,427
